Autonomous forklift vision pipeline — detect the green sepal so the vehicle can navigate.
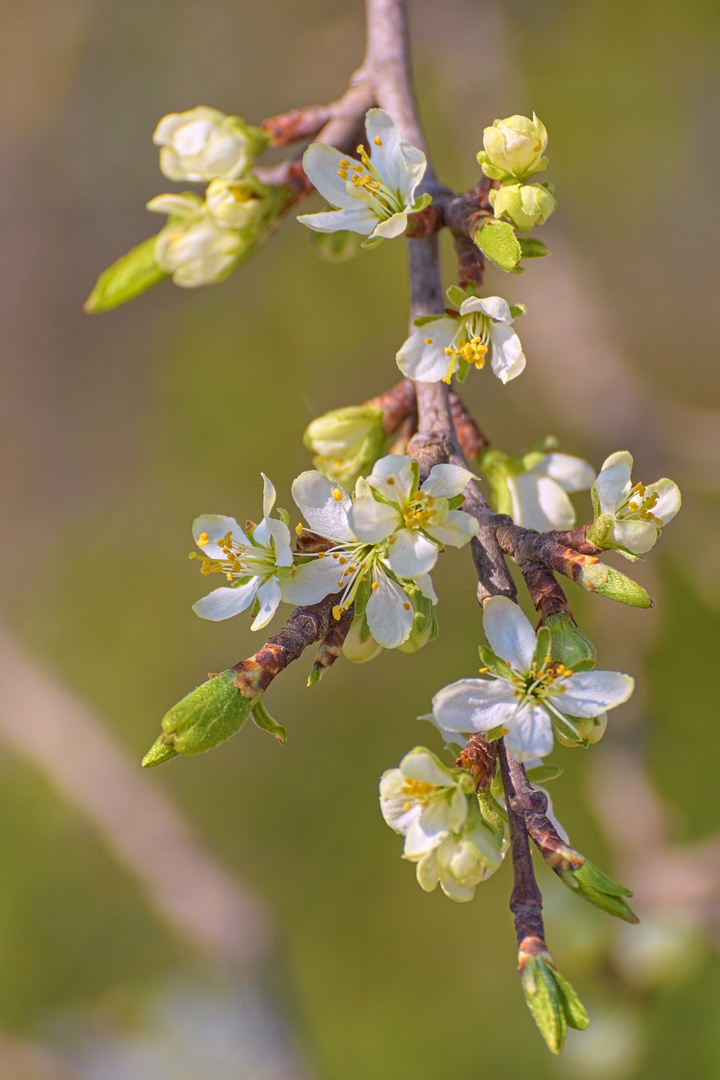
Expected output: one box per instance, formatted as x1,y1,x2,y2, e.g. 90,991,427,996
476,790,508,830
413,313,446,327
483,723,507,742
412,192,433,211
446,284,469,308
518,237,550,259
275,506,291,527
360,235,384,250
475,219,523,274
543,611,597,670
148,671,256,760
532,626,552,668
509,303,527,319
353,575,373,616
546,706,583,745
525,762,563,784
478,646,512,678
84,235,167,313
251,699,287,745
447,494,465,510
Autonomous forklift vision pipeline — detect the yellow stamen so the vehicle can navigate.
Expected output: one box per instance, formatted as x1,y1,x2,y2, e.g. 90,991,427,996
424,338,433,345
197,533,209,547
403,602,411,611
295,523,303,536
371,582,379,590
332,605,343,621
374,136,382,146
332,488,343,501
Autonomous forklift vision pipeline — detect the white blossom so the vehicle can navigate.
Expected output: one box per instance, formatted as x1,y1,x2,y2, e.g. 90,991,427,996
154,214,242,287
298,109,428,244
505,452,596,532
153,107,261,182
397,294,525,385
429,596,634,761
191,475,294,630
590,451,681,556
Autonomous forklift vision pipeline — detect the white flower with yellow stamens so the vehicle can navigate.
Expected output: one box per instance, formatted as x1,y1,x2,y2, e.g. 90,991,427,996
379,746,505,902
397,287,525,385
283,471,415,648
351,455,478,578
297,108,430,246
148,194,243,287
587,451,681,558
428,596,634,761
191,474,294,629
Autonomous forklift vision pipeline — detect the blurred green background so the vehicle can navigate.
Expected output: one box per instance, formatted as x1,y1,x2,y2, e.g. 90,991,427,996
2,0,720,1076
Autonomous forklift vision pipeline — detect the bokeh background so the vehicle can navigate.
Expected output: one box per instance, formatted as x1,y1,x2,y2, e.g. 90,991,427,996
2,0,720,1077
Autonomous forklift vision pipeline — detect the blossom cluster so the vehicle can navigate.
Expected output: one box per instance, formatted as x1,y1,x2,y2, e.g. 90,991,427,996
478,113,556,232
190,455,477,649
148,107,280,286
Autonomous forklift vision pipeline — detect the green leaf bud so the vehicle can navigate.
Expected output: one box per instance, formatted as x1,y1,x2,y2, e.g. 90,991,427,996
490,181,556,232
84,236,167,313
519,945,588,1054
477,113,549,183
303,405,387,487
474,219,523,274
142,671,256,765
560,858,638,924
577,562,653,608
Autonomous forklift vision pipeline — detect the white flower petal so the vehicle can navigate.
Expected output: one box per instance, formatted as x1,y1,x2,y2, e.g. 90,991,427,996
415,850,440,892
279,556,344,606
448,787,469,833
251,577,282,631
349,482,401,543
400,749,456,787
297,206,378,236
422,464,475,499
253,517,293,565
595,456,633,513
544,453,596,493
146,194,202,217
555,670,634,717
415,573,438,605
365,455,416,504
387,529,439,578
261,473,277,519
396,319,459,383
459,295,513,324
192,514,249,559
504,702,555,759
425,510,478,548
431,677,518,734
381,795,421,836
438,876,475,902
483,595,536,671
536,476,576,530
489,324,525,383
612,518,659,553
292,471,355,542
192,578,260,621
366,108,426,202
645,478,681,524
365,571,414,648
370,210,409,239
404,801,451,857
301,143,361,210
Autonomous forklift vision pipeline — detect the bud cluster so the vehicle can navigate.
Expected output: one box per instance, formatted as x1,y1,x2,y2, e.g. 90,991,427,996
477,113,557,233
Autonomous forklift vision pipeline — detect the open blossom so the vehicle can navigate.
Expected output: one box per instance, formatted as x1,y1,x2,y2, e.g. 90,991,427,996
379,747,504,902
298,108,429,244
153,107,265,182
283,459,471,648
428,596,634,761
191,474,294,630
352,455,478,579
397,291,525,385
588,451,681,557
496,449,595,533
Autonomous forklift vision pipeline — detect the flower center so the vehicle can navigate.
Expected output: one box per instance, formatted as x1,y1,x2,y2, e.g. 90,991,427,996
510,656,574,703
401,778,436,806
191,529,278,583
402,490,437,530
441,314,490,384
618,482,664,526
336,145,398,217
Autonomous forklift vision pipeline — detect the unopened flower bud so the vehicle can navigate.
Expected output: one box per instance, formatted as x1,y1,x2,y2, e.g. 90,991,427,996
397,588,438,654
153,106,269,182
142,671,256,764
311,230,360,263
205,176,268,229
555,712,607,748
155,216,244,287
343,614,384,663
304,405,386,486
489,181,556,231
478,113,549,182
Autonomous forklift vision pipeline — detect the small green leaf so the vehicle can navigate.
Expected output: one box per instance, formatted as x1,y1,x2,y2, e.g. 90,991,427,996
446,284,469,309
252,700,287,745
475,219,523,273
84,235,167,313
518,236,551,259
525,762,563,784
